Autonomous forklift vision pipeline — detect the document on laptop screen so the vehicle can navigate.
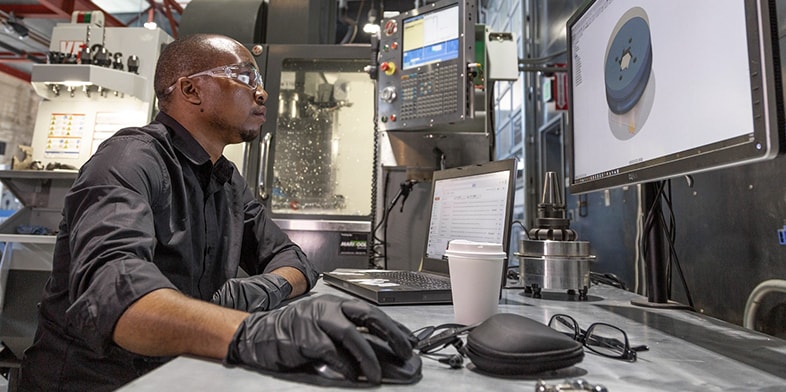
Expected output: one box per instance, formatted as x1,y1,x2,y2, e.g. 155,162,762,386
425,170,511,260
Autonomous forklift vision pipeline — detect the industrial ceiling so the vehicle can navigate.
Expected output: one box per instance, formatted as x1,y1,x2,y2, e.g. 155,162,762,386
0,0,432,84
0,0,188,82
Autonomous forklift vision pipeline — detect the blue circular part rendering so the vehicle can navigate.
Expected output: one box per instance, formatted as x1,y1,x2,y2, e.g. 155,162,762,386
605,16,652,114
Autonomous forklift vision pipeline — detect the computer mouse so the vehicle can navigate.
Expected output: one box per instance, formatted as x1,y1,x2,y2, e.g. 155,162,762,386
310,333,422,385
365,333,422,384
310,361,347,381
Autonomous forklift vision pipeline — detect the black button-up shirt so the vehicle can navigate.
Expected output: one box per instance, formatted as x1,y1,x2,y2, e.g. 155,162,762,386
20,112,319,391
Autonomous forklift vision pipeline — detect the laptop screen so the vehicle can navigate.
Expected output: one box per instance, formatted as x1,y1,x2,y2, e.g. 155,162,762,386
420,159,517,274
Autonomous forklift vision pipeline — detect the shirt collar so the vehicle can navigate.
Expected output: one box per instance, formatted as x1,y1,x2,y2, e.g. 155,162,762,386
155,112,235,185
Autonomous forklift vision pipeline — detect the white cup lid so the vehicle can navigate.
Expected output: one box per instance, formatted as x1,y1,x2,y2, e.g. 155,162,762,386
445,239,506,258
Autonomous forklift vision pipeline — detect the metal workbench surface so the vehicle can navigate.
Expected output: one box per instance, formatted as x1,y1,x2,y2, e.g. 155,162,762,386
119,280,786,391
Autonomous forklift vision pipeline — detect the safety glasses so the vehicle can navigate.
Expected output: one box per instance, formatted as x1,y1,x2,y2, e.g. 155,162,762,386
164,62,263,95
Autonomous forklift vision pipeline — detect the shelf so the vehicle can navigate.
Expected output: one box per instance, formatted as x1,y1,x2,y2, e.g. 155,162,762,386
30,64,149,100
0,170,77,209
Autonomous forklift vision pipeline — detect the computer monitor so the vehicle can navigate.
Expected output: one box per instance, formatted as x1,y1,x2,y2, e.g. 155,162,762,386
567,0,782,194
376,0,476,131
566,0,783,306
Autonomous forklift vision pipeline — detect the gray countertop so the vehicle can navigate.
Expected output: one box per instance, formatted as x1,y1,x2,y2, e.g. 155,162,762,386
119,280,786,391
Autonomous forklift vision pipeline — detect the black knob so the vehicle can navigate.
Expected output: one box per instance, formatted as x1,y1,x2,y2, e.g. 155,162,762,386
92,45,111,67
63,54,78,64
48,51,64,64
127,55,140,74
112,52,124,70
79,45,91,65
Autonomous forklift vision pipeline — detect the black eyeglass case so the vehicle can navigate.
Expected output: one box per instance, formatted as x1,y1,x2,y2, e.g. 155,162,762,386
463,313,584,375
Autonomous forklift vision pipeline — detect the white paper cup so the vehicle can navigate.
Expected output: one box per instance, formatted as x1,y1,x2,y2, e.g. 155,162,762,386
445,240,506,326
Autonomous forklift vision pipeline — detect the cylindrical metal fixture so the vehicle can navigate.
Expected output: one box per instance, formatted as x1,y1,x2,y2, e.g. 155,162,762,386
516,233,595,299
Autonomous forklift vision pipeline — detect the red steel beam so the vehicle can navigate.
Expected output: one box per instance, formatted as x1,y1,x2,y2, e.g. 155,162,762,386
0,5,60,18
0,54,47,61
165,0,184,14
0,63,31,83
0,1,127,26
160,0,179,38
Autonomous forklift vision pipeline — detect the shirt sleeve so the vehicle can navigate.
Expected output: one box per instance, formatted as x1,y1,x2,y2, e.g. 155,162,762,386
64,134,177,354
238,182,320,291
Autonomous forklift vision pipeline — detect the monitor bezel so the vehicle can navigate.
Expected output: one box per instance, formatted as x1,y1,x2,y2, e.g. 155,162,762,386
566,0,783,195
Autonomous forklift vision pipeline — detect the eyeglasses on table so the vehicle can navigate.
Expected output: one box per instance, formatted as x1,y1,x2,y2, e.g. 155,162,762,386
548,313,648,362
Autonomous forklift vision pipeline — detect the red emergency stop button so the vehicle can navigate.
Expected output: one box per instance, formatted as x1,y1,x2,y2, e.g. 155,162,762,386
379,62,396,76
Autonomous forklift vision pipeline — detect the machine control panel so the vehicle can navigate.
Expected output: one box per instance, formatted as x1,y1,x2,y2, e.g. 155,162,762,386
376,0,475,131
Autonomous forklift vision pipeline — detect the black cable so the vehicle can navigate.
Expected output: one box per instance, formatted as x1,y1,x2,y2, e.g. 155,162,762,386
373,177,411,236
660,180,695,308
590,272,627,290
512,220,530,239
374,170,391,267
486,81,496,160
368,43,382,268
660,181,672,298
640,181,666,262
382,181,399,270
506,220,529,285
373,170,390,239
659,181,675,300
372,175,419,269
398,179,418,212
640,180,664,299
368,168,387,265
643,180,694,309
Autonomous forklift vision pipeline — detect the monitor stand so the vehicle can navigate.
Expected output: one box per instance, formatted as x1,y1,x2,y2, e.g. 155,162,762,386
631,182,692,310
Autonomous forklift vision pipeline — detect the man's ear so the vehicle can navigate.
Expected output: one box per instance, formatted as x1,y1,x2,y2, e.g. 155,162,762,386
177,79,203,105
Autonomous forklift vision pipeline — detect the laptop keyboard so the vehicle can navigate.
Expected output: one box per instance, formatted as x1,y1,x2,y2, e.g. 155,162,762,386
364,271,452,289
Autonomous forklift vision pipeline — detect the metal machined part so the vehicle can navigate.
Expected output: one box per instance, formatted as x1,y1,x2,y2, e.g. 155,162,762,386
535,378,609,392
518,171,595,299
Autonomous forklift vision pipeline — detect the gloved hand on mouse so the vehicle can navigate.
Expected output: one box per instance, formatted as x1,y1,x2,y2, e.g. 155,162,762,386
211,273,291,312
224,294,415,384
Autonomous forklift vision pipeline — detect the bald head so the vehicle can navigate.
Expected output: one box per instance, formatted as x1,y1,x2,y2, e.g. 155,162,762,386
154,34,248,110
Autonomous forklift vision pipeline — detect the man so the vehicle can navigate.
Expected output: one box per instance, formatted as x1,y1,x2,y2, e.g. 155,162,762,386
19,34,414,391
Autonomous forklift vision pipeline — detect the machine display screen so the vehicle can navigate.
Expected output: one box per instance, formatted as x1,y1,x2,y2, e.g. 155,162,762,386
402,4,460,70
567,0,781,193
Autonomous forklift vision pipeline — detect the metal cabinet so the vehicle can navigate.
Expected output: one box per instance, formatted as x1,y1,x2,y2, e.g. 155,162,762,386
0,170,75,360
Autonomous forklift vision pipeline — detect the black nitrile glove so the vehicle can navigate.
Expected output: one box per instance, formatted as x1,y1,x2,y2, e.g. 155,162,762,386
211,273,292,312
225,294,415,384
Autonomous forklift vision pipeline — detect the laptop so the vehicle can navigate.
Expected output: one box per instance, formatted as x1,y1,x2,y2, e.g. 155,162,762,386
323,159,517,305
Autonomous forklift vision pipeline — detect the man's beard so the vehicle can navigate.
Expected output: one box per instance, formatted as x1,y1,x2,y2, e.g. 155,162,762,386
239,127,259,142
